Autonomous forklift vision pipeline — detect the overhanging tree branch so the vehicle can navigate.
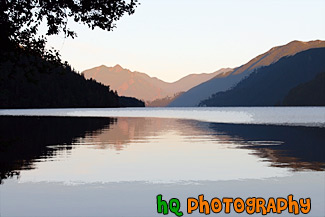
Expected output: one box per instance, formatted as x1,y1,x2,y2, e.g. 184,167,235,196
0,0,139,63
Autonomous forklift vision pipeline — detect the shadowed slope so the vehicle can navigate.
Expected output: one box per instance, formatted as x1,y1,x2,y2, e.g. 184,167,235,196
200,48,325,106
169,40,325,107
282,71,325,106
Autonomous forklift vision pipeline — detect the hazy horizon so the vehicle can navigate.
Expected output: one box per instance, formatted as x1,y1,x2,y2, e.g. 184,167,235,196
42,0,325,82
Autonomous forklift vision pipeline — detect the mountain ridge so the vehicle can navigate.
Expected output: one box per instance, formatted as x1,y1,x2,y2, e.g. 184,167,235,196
168,40,325,107
199,48,325,106
232,40,325,75
82,64,232,102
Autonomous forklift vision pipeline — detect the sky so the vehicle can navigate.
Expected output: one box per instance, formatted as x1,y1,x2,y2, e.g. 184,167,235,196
45,0,325,82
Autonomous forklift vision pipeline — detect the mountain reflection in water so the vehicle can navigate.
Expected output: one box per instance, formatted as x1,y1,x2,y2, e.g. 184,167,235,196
0,116,324,183
208,123,325,171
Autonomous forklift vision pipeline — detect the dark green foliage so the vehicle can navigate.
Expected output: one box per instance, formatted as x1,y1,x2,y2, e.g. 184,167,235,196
119,96,145,107
282,72,325,106
200,48,325,107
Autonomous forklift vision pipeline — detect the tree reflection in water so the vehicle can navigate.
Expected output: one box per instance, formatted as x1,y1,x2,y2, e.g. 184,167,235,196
1,116,324,184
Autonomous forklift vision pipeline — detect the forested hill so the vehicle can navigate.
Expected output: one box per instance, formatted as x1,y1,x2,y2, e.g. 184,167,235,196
282,71,325,106
0,48,144,108
199,48,325,106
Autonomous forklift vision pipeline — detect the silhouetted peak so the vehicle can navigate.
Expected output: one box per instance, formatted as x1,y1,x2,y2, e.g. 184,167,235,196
113,64,124,71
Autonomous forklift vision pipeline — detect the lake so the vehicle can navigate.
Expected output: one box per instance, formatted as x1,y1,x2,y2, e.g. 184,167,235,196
0,107,324,216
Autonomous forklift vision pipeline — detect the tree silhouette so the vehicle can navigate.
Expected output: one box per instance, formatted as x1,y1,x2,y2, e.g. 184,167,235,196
0,0,139,62
0,0,144,108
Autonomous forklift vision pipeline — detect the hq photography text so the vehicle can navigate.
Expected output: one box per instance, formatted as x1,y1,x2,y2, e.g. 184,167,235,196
156,194,311,216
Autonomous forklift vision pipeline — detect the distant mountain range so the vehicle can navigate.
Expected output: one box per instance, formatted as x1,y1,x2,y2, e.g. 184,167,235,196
169,40,325,107
82,40,325,107
200,48,325,106
82,64,232,102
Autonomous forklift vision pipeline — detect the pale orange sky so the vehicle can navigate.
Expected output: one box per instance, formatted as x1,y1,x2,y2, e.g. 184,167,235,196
45,0,325,82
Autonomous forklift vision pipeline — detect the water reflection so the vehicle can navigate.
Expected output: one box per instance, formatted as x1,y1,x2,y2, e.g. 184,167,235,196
208,123,325,171
77,118,325,171
0,116,115,182
77,117,168,151
0,116,324,184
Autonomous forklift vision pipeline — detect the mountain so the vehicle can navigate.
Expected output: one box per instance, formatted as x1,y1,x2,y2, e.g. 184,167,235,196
199,48,325,106
155,69,232,94
82,65,168,102
0,48,144,108
281,71,325,106
168,40,325,107
82,64,232,102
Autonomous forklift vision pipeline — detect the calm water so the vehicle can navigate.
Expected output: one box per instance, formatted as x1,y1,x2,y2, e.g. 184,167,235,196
0,107,324,216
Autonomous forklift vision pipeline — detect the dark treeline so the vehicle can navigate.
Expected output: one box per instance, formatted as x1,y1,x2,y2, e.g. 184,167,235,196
282,71,325,106
0,116,116,183
0,47,145,108
146,92,184,107
119,96,145,107
0,0,143,108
